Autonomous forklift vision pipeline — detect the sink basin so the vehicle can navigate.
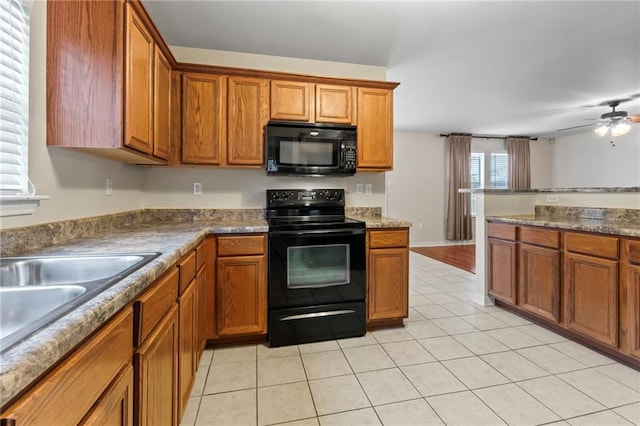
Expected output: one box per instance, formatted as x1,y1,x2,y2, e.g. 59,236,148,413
0,252,160,352
0,285,86,340
0,254,157,287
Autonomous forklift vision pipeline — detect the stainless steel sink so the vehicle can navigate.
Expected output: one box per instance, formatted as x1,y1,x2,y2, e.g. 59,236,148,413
0,252,160,352
0,254,156,286
0,285,86,340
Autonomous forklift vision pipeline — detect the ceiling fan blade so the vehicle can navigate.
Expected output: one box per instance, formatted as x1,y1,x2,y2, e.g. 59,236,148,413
556,123,597,132
629,115,640,123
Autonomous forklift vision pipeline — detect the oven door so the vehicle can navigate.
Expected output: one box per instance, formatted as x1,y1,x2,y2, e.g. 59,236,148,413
268,228,366,309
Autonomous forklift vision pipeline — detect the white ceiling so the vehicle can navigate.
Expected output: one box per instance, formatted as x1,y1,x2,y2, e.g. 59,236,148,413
143,1,640,138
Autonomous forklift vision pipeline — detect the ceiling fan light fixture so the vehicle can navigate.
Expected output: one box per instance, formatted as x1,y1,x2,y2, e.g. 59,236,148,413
611,122,631,137
594,124,609,137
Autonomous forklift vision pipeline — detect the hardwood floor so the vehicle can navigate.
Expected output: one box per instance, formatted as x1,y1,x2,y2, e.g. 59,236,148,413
410,245,476,273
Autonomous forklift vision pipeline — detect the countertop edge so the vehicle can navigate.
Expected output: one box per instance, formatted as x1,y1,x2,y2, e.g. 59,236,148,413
486,215,640,238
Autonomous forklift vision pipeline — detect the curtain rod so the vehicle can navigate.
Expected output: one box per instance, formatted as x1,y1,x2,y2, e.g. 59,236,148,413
439,133,538,141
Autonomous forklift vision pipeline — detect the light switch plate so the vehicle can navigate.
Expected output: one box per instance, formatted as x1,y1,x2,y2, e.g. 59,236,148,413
193,182,202,195
356,183,364,195
364,184,372,195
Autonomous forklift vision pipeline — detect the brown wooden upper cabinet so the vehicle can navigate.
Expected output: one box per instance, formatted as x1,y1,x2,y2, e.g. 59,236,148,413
182,73,227,165
182,74,267,167
357,88,394,171
47,0,173,164
270,81,355,124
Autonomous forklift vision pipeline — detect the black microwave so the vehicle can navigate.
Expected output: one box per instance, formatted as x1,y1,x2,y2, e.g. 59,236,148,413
265,122,357,176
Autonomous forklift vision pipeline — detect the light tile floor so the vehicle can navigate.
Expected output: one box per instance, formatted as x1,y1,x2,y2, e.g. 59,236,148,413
182,252,640,426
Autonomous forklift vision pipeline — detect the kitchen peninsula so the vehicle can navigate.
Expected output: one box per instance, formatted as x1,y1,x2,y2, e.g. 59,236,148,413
470,187,640,368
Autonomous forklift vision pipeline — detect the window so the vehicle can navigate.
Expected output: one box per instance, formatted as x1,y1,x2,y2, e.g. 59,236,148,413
470,151,509,215
0,0,46,216
490,152,508,189
1,0,30,197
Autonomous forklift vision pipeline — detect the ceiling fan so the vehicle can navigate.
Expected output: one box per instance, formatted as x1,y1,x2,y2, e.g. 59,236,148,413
557,99,640,137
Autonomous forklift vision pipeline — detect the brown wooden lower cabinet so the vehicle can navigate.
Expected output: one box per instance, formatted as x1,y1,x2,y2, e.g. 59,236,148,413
367,229,409,325
135,304,179,426
519,243,560,323
487,238,517,304
80,364,134,425
486,221,640,368
178,279,197,418
626,263,640,359
564,252,619,348
0,308,133,424
213,234,267,339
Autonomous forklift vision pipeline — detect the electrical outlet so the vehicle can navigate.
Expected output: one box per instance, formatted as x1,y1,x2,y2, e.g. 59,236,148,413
106,178,112,196
355,183,364,195
193,182,202,195
546,194,559,203
364,184,372,195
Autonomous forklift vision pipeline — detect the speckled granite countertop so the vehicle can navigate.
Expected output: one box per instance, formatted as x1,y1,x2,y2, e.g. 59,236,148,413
0,219,267,407
352,216,412,228
460,186,640,193
0,207,411,406
487,206,640,238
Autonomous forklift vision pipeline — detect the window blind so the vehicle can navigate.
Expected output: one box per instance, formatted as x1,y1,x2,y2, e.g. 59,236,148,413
0,0,30,196
490,153,508,189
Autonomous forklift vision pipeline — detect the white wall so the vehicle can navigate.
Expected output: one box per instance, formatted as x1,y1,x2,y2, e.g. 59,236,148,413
551,126,640,187
171,46,386,81
142,168,386,210
386,132,447,246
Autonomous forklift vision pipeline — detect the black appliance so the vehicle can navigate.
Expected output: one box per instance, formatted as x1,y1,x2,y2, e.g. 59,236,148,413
265,122,357,176
266,188,366,347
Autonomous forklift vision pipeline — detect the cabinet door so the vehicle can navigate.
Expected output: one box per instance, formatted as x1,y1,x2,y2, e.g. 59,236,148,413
627,264,640,359
179,280,197,418
196,263,207,360
79,364,134,426
564,252,619,347
216,255,267,336
367,247,408,321
182,73,227,164
488,238,517,304
153,46,171,160
519,244,561,323
356,87,393,170
135,304,179,426
227,77,269,165
124,4,154,155
270,80,312,121
206,237,217,340
0,308,133,424
315,84,354,124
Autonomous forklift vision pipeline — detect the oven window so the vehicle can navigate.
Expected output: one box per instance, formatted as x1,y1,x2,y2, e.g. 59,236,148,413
287,244,350,288
280,140,335,166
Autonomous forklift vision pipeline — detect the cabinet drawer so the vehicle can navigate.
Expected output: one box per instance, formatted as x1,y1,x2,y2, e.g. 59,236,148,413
520,227,560,249
487,223,516,241
179,251,196,294
565,232,619,259
368,229,409,248
218,235,265,256
196,240,207,271
1,308,133,424
627,239,640,265
135,267,179,346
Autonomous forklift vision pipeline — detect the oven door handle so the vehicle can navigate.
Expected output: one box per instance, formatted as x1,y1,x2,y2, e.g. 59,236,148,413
279,310,356,321
269,228,365,237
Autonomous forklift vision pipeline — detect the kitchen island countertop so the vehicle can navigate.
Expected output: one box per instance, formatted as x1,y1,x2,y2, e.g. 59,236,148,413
486,214,640,238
